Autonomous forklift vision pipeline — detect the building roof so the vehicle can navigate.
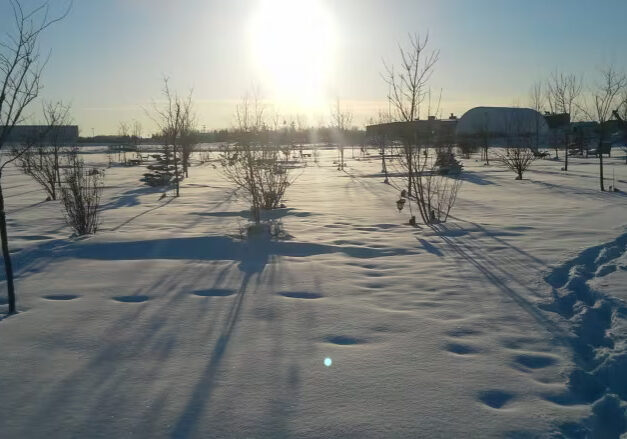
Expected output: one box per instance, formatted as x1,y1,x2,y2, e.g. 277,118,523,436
455,107,549,137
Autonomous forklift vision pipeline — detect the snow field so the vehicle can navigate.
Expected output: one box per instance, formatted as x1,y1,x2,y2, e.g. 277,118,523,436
0,146,626,438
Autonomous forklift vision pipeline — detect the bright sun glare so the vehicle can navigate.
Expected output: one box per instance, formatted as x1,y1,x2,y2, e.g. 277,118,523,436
250,0,336,113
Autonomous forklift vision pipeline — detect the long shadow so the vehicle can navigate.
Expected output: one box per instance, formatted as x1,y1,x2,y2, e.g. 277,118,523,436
458,170,497,186
0,238,74,282
4,188,44,199
101,185,166,210
6,199,48,215
431,224,569,342
169,233,279,437
170,272,252,439
65,235,415,264
108,197,175,232
19,260,238,437
443,217,546,267
417,237,443,257
192,207,312,220
527,178,627,200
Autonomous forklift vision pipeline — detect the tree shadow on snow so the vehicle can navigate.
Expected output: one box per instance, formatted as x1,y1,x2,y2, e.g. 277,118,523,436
430,221,569,344
4,232,411,437
64,236,412,275
191,207,313,221
101,185,166,210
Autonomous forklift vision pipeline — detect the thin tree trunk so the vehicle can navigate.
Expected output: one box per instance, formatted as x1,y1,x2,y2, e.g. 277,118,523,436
55,147,61,190
599,151,605,191
0,181,16,314
599,132,605,191
172,142,180,197
564,132,569,171
381,142,389,183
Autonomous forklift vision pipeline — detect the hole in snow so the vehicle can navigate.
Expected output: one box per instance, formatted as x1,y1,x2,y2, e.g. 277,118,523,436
445,343,478,355
325,335,363,345
478,390,515,409
280,291,322,299
192,289,235,297
514,354,556,369
44,295,78,301
113,295,150,303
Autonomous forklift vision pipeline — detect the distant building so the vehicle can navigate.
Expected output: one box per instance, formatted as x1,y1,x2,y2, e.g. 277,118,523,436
543,112,570,130
455,107,550,148
366,114,458,146
1,125,79,144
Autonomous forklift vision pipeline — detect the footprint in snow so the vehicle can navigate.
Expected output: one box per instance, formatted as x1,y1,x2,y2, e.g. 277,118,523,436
44,294,79,301
192,289,235,297
113,295,150,303
279,292,322,299
514,353,556,369
445,342,479,355
478,390,515,409
325,335,364,345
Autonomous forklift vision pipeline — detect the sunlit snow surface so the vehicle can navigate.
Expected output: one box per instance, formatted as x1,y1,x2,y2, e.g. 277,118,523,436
0,145,625,438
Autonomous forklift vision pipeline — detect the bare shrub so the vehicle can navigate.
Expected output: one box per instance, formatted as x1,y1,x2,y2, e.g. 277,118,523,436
11,101,72,200
60,149,103,235
497,147,537,180
396,148,462,225
219,143,293,224
220,90,296,225
12,143,63,200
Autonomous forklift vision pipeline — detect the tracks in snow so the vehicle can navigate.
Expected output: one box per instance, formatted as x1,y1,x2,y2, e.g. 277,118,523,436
542,232,627,438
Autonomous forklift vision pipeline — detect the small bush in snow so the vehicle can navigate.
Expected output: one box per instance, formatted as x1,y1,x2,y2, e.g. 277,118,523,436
219,143,293,224
395,148,462,225
12,143,66,201
60,149,103,235
497,147,537,180
220,90,296,224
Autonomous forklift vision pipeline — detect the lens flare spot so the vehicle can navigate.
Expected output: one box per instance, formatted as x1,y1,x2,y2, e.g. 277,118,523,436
324,357,332,367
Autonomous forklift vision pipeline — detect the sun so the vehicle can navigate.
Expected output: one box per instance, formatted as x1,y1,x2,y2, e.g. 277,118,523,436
249,0,337,113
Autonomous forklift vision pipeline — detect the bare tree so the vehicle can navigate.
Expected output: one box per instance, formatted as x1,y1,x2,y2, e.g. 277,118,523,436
528,81,545,152
44,101,71,186
220,90,296,226
179,104,197,178
330,97,352,170
0,0,69,314
382,33,439,122
619,90,627,164
382,33,440,196
369,109,393,183
149,78,193,196
11,101,71,200
130,120,142,162
580,66,627,191
60,148,103,235
118,121,129,163
546,71,583,170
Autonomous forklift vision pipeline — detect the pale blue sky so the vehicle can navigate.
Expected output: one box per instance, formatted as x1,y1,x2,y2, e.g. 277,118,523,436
2,0,626,134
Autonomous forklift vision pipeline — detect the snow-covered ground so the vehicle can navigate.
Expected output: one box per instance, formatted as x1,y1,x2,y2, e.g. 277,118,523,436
0,146,626,438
